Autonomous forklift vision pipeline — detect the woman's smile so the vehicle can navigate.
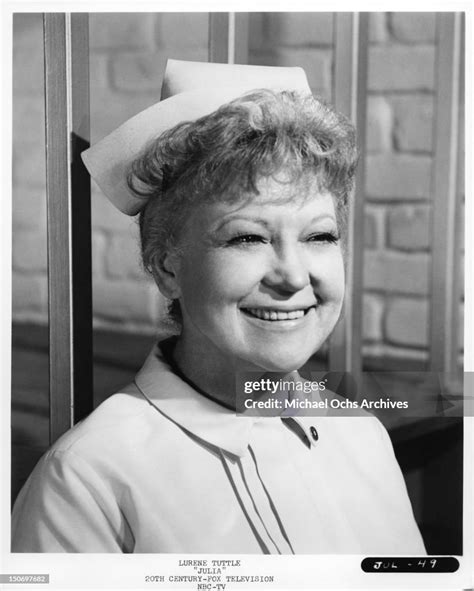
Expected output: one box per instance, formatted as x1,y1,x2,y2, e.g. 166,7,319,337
240,304,317,329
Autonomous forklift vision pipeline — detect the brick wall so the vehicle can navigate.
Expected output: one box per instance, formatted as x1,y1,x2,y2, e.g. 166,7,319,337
12,12,463,361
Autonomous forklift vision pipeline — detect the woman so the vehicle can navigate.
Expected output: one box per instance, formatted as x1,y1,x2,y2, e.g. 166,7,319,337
12,60,425,554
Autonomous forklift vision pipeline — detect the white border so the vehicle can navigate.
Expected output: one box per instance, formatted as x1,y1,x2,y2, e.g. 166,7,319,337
2,2,473,590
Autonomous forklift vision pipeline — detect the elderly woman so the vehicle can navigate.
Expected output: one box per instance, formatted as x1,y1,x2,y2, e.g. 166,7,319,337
12,60,425,554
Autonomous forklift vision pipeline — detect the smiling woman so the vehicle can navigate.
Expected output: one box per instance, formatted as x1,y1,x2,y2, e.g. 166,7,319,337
11,60,425,554
161,185,344,392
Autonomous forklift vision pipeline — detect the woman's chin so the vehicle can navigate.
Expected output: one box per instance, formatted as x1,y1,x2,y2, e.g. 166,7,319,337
248,351,313,374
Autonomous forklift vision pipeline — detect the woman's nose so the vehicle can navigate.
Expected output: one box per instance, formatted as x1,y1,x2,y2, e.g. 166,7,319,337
262,244,310,293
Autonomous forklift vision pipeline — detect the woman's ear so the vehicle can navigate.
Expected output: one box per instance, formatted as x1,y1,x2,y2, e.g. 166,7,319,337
151,252,181,300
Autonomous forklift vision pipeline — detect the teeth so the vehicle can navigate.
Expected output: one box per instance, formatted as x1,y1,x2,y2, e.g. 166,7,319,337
244,308,309,321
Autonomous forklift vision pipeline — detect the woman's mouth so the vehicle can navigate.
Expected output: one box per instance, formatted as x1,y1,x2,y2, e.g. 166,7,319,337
241,306,315,321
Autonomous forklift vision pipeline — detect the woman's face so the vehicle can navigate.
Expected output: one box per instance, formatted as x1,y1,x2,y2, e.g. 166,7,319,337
170,175,345,374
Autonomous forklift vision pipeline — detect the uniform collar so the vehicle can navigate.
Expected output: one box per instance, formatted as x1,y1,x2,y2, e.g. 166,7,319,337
134,343,258,457
134,342,321,457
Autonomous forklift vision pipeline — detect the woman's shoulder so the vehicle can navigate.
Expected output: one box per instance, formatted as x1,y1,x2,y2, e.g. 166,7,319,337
48,385,177,461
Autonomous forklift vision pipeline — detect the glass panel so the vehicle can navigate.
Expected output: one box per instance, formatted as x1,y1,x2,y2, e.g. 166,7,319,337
248,12,333,102
360,12,463,555
11,13,49,505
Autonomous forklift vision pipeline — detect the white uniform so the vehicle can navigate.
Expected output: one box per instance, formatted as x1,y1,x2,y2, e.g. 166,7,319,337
12,344,425,554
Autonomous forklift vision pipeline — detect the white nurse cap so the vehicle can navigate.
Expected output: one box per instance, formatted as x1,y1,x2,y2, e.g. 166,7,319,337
81,59,311,216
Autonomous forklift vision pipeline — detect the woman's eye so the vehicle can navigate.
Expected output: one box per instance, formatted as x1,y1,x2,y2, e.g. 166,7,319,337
227,234,267,246
306,232,339,244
